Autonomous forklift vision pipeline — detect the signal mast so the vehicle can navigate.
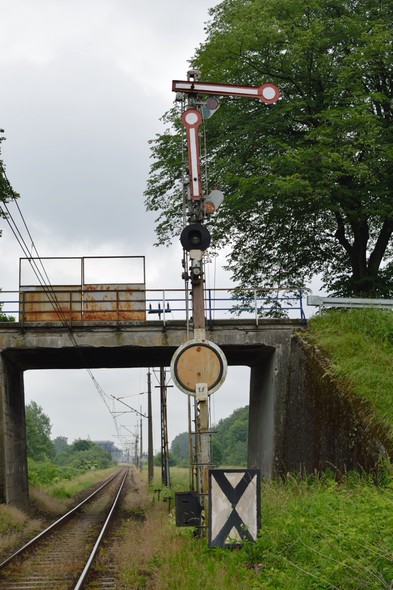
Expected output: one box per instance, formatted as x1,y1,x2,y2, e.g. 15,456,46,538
174,70,280,331
170,70,280,537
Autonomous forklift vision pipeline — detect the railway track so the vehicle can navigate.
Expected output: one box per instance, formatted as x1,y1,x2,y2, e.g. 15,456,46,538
0,467,130,589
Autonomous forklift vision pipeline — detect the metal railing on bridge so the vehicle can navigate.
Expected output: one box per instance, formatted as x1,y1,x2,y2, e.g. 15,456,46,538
307,295,393,313
0,287,306,326
0,255,306,326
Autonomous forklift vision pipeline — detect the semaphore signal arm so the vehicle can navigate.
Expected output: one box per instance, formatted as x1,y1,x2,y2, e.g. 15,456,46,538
173,76,280,210
172,79,280,104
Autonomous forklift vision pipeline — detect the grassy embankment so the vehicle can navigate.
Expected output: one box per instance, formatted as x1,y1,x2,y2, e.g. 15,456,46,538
103,466,393,590
112,309,393,589
0,309,392,588
305,308,393,443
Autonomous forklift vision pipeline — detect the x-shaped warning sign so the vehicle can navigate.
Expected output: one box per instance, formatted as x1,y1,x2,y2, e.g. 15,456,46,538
209,469,261,548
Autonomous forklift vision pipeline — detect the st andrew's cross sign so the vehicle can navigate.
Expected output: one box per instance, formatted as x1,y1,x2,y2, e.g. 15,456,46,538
209,469,261,548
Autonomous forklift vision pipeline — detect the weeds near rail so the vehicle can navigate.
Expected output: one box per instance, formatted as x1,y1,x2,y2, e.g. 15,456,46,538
39,466,119,499
0,467,119,557
107,468,393,589
1,466,392,588
0,505,42,556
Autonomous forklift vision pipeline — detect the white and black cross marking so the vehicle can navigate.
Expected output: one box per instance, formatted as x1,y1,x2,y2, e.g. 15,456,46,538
209,469,261,548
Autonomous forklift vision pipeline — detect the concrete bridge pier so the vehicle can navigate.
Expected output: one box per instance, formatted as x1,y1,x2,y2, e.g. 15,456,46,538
247,349,276,475
0,356,29,507
0,319,322,508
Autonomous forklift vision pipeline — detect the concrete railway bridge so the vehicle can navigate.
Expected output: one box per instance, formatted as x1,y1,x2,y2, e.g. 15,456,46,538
0,256,382,507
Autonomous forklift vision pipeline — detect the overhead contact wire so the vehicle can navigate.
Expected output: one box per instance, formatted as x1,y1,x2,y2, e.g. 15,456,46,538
0,168,121,437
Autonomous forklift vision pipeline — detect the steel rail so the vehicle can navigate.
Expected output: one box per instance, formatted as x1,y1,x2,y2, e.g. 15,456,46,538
74,469,128,589
0,468,126,569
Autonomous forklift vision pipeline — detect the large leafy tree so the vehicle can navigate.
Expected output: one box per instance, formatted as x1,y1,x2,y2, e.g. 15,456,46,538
170,406,249,466
55,439,114,470
145,0,393,296
25,401,55,462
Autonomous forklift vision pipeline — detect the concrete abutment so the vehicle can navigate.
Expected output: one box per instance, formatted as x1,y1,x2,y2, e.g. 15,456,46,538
0,320,388,508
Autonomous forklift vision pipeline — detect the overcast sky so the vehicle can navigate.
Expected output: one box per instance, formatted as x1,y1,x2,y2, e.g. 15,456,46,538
0,0,258,454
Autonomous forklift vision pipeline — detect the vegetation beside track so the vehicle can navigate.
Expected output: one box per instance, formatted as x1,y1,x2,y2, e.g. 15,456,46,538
0,467,119,557
127,311,392,589
1,466,392,587
305,308,393,442
1,309,392,587
98,467,392,590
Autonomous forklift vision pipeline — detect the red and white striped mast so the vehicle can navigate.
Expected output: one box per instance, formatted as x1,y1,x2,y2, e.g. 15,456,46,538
172,70,280,537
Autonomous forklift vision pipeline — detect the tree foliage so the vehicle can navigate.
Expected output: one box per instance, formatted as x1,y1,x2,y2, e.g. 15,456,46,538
213,406,249,466
170,406,249,467
0,132,18,227
145,0,393,296
52,435,68,455
25,401,55,462
170,432,190,465
55,438,113,470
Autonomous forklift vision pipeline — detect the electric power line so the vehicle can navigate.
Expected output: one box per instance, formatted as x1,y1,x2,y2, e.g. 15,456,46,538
0,163,124,442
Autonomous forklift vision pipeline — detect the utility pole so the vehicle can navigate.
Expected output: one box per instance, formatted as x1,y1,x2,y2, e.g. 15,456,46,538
139,411,143,471
147,369,154,485
135,432,139,467
160,367,171,488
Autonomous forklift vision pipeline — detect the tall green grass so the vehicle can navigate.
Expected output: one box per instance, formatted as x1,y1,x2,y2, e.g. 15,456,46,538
123,470,393,589
248,473,393,589
40,466,119,499
306,309,393,439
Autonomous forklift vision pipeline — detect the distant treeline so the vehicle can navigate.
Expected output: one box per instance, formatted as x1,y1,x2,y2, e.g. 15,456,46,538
170,406,248,467
25,400,115,485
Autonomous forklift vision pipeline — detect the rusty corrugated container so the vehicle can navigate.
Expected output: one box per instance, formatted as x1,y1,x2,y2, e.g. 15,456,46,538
20,286,82,322
19,284,146,322
18,256,146,323
83,284,146,321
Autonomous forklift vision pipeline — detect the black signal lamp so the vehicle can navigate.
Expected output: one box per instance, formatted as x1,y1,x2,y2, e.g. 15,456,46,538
180,223,211,252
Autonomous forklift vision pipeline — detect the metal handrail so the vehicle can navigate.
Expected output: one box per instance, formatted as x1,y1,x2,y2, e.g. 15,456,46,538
0,287,306,325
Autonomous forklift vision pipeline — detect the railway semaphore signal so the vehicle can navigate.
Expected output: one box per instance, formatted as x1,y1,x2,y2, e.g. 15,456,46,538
171,70,280,540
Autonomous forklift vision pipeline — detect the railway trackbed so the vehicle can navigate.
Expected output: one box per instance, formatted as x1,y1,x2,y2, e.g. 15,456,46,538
0,467,130,589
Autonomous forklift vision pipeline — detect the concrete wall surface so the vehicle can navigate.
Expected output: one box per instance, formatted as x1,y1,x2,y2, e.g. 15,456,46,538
0,320,301,506
0,319,388,506
275,335,392,475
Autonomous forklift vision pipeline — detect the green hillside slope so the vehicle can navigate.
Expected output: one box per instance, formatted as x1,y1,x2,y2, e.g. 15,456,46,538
305,308,393,442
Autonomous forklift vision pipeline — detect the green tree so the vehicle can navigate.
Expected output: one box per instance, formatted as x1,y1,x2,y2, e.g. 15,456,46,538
170,406,249,468
215,406,249,466
25,401,55,462
0,131,18,223
53,436,69,456
71,439,95,452
0,302,15,322
145,0,393,297
55,439,114,470
170,432,190,461
211,436,224,466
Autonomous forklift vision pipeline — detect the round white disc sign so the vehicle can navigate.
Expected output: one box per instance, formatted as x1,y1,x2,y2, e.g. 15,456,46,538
170,340,227,395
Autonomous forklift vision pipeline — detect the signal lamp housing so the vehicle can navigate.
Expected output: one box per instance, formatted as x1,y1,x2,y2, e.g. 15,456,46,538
204,189,224,215
180,223,211,252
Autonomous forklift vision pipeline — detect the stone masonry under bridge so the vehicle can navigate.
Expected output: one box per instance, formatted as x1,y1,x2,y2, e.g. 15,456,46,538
0,318,305,507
